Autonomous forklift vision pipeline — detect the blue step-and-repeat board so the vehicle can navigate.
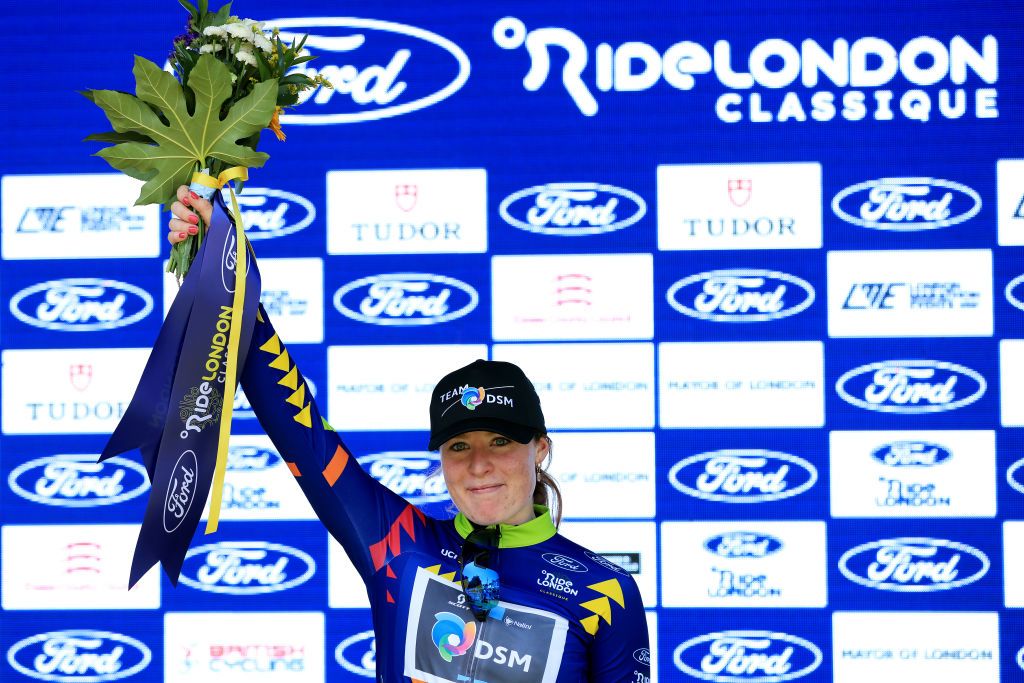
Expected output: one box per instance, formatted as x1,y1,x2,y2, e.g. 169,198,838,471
2,0,1024,681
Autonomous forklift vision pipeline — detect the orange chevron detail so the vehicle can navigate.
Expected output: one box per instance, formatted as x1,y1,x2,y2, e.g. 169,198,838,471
387,590,395,604
386,565,397,579
369,504,425,571
322,445,350,486
285,461,301,477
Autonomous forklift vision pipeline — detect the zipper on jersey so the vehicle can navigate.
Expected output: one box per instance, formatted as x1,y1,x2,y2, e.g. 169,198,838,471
461,618,484,683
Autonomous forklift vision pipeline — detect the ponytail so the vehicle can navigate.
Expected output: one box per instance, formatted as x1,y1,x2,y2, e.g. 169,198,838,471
532,434,563,527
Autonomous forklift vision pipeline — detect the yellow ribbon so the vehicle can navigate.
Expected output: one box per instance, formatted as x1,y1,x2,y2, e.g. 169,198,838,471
203,172,249,535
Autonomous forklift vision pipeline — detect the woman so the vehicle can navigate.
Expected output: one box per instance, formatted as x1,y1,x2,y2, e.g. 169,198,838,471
169,186,652,683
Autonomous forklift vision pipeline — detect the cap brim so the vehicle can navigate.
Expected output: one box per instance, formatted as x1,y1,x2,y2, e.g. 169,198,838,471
428,417,537,451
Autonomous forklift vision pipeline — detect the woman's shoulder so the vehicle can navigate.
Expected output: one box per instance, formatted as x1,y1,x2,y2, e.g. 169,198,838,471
540,531,642,589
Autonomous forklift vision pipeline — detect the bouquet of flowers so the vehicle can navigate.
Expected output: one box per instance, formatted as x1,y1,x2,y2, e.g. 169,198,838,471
83,0,330,279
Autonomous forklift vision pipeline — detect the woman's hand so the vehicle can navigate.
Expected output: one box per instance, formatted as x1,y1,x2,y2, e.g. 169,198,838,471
167,185,214,245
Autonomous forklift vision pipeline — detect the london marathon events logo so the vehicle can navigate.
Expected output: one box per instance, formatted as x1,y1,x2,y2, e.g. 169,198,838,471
704,532,784,559
673,630,822,682
334,273,478,325
1006,273,1024,312
266,17,469,124
838,537,989,592
669,450,818,503
9,278,153,332
6,630,152,682
666,269,814,322
178,541,316,595
836,360,986,414
357,451,449,504
8,454,149,507
229,187,315,240
832,178,982,230
334,630,376,677
499,183,646,236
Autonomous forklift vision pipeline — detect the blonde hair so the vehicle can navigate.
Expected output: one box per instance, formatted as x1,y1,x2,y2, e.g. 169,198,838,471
532,434,563,527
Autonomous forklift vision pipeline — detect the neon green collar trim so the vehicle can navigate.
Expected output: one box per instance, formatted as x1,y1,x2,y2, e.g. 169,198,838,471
454,505,557,548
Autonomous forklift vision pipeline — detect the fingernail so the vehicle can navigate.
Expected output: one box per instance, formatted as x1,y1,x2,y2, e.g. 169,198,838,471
181,196,190,206
178,232,186,239
190,191,199,199
187,226,198,235
187,214,199,224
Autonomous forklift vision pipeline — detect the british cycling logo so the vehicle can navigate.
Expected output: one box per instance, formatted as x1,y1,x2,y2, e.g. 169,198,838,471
6,630,152,682
9,278,153,332
334,629,376,677
673,630,822,682
836,360,986,414
263,17,470,123
8,454,149,507
838,537,989,592
229,187,315,240
432,612,477,662
666,269,815,322
333,273,479,326
499,182,646,236
871,440,952,467
669,450,818,503
461,387,486,409
704,532,784,559
832,178,982,230
178,541,316,595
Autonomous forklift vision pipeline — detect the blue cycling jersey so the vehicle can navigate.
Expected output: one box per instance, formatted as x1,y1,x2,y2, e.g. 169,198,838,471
240,307,652,683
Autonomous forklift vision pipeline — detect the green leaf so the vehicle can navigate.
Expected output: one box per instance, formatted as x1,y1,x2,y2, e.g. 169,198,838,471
88,54,277,206
84,130,156,144
176,0,198,17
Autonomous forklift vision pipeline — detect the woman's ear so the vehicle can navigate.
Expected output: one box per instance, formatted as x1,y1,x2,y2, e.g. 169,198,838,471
534,436,550,466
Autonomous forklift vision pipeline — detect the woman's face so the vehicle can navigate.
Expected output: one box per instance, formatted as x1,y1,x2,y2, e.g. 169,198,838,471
440,430,548,527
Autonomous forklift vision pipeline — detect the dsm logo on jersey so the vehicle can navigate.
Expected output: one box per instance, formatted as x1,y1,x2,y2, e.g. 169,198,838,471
6,629,152,682
267,17,469,124
832,177,982,230
8,454,149,507
674,630,823,682
499,182,646,236
666,269,814,322
871,441,952,467
334,273,478,326
669,450,818,503
836,360,986,413
838,537,989,592
179,541,316,595
704,532,784,558
231,187,315,240
9,278,153,331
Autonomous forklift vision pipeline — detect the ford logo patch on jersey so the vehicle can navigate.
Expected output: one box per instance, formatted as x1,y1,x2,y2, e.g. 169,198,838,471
499,182,646,236
870,441,952,467
333,273,478,325
9,278,153,332
358,451,449,504
8,454,149,507
229,187,315,240
838,537,989,592
1006,273,1024,312
266,17,469,124
673,630,823,682
178,541,316,594
335,630,377,678
7,629,152,682
836,360,986,414
542,553,588,573
831,177,981,230
704,532,784,558
669,450,818,503
1007,458,1024,495
666,269,814,322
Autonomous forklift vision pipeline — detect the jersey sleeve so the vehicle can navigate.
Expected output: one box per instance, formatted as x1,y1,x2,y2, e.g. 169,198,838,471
588,575,651,683
239,305,429,580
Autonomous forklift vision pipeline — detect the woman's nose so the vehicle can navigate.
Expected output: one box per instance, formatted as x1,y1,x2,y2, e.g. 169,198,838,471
465,447,493,474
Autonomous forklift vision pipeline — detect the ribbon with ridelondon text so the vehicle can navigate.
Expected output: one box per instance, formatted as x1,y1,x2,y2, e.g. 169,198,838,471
99,170,261,588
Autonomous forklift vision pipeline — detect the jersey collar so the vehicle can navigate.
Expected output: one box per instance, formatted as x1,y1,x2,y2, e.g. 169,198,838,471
455,505,557,548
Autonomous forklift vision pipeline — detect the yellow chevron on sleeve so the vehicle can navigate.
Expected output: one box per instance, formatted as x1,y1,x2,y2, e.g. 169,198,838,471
587,578,625,608
580,615,601,636
268,349,291,372
424,565,441,575
580,596,612,624
286,384,306,408
258,333,280,355
256,309,265,323
440,570,457,581
293,403,312,428
277,366,299,390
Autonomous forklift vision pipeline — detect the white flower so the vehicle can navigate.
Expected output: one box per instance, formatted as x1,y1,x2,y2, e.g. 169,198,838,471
198,42,224,54
224,23,255,41
252,32,273,53
235,49,258,67
202,25,227,38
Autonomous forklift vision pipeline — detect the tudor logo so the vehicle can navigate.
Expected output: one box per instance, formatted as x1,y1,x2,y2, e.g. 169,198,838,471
266,17,470,124
179,541,316,594
8,454,149,507
673,630,823,682
666,269,815,322
1007,458,1024,495
728,178,752,206
69,364,93,391
870,441,952,467
395,184,418,212
6,629,152,682
1006,273,1024,312
499,182,646,236
836,360,986,413
335,630,376,677
838,537,989,592
704,532,784,559
669,450,818,503
832,177,982,230
333,273,479,325
541,553,588,572
9,278,154,332
229,187,315,240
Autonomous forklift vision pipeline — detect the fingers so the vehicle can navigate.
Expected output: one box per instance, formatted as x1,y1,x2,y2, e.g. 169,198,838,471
168,185,214,244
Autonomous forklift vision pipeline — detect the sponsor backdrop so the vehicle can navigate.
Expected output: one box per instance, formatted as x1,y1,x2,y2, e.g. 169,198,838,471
2,0,1023,681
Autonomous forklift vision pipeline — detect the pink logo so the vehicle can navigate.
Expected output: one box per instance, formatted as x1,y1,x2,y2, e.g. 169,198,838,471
728,178,752,207
555,274,593,307
395,184,418,212
69,364,93,391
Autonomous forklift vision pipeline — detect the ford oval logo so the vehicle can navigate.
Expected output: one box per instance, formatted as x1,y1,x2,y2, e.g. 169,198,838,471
673,630,822,682
836,360,986,414
870,441,952,467
179,541,316,595
8,454,149,507
831,177,981,230
9,278,153,332
1017,645,1024,671
704,532,784,558
542,553,587,573
358,451,449,504
266,17,469,124
838,537,989,592
229,187,315,240
335,630,376,678
1007,458,1024,496
7,629,152,682
499,182,646,236
633,648,651,666
163,450,198,533
227,445,279,471
666,269,814,322
669,450,818,503
333,273,478,325
1006,273,1024,312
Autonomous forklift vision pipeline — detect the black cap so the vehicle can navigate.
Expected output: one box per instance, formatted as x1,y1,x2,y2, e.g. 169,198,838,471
428,359,546,450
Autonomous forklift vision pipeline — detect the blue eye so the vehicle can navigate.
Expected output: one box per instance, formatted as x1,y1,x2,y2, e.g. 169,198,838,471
493,437,510,447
